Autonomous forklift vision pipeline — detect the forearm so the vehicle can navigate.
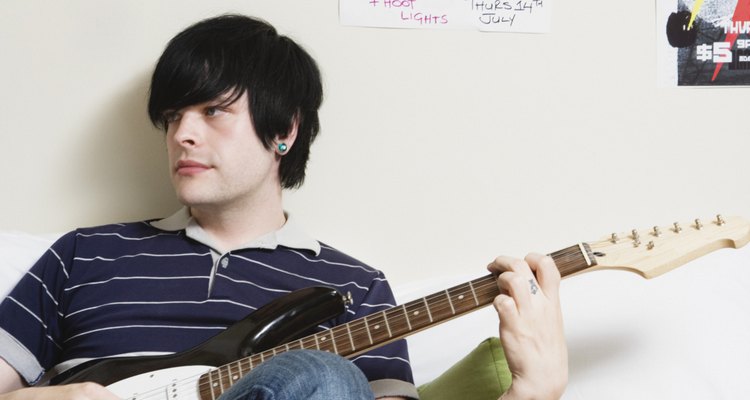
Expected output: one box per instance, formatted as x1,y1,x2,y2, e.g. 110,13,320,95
0,383,119,400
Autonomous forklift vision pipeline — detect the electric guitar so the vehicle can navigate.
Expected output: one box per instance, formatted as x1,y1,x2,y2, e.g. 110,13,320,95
55,215,750,400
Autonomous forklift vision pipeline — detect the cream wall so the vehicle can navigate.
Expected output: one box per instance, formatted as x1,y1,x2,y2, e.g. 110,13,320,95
1,0,748,284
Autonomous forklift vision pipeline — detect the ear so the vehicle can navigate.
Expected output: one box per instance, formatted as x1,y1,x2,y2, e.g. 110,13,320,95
274,114,299,152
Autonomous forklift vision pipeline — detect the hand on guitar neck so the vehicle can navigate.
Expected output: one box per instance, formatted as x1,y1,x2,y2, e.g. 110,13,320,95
489,253,568,400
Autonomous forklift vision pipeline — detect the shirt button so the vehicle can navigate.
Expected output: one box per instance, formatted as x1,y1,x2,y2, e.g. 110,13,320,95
220,257,229,268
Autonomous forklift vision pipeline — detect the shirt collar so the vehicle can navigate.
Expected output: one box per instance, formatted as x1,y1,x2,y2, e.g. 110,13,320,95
150,207,321,256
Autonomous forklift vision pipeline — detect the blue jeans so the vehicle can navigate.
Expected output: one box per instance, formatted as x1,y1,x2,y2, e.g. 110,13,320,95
218,350,375,400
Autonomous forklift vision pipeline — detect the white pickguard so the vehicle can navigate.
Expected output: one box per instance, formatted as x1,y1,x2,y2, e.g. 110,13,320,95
107,365,213,400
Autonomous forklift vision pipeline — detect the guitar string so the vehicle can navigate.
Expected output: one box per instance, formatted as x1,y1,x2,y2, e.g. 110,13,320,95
136,276,505,397
184,249,587,396
129,275,548,399
117,249,589,398
125,278,503,399
133,251,589,398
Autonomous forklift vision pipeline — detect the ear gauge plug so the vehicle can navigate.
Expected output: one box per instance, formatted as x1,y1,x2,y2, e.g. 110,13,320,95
277,143,288,154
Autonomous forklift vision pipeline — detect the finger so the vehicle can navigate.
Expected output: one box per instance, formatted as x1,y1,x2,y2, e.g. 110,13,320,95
525,253,561,297
487,256,534,277
497,271,534,311
493,293,519,327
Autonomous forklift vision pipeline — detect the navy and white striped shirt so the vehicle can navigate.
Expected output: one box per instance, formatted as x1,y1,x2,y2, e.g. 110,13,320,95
0,209,415,397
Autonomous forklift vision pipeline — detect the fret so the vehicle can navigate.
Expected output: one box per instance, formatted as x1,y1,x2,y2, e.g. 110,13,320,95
402,304,412,331
403,300,430,329
228,361,240,386
216,366,226,393
285,343,290,352
445,289,456,314
224,365,234,389
362,316,374,345
208,369,220,399
314,333,321,350
324,326,344,355
423,297,434,322
382,310,393,337
317,332,335,353
550,244,594,277
467,280,480,306
288,338,304,351
345,323,356,352
298,336,314,351
348,318,370,349
198,372,214,400
240,357,251,378
446,283,475,314
364,311,391,344
330,331,339,354
430,290,455,321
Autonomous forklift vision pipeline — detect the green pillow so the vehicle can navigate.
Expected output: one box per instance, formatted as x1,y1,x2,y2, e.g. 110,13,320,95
417,337,512,400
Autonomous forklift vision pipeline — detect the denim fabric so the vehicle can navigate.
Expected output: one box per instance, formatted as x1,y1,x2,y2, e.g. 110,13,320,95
218,350,375,400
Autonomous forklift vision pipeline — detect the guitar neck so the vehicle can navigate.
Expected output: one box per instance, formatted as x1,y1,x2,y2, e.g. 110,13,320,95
197,243,596,398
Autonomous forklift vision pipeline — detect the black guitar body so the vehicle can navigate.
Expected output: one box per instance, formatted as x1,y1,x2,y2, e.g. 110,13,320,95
53,286,345,386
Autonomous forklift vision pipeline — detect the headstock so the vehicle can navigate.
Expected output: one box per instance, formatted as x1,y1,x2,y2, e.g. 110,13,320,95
585,215,750,278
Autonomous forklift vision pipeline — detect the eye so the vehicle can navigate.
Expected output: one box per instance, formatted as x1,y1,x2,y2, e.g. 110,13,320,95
205,106,225,117
163,111,181,124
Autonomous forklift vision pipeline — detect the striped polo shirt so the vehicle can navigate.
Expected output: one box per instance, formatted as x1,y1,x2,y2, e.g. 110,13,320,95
0,209,416,397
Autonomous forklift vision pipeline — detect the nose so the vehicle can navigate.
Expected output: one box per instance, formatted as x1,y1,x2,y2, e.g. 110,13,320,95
170,113,201,148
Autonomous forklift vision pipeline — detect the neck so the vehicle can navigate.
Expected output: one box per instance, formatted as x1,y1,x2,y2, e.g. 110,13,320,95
189,193,286,252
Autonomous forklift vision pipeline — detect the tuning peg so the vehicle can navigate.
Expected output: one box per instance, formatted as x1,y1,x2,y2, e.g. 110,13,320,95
653,226,662,237
673,222,682,233
610,233,619,244
695,218,703,230
717,214,726,226
631,229,641,247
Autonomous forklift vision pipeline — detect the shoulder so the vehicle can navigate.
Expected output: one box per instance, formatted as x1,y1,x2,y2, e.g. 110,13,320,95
74,219,172,238
52,219,187,260
315,242,382,275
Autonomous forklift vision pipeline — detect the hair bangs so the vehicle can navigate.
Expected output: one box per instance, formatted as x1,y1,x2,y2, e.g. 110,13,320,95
148,30,248,129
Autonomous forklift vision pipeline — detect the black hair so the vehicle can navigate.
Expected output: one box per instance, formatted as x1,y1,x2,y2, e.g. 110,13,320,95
148,14,323,189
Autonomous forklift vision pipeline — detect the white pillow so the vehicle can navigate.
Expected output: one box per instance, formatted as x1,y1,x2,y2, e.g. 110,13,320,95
0,231,60,298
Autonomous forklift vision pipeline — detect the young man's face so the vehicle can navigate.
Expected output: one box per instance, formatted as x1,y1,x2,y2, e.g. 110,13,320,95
165,92,281,212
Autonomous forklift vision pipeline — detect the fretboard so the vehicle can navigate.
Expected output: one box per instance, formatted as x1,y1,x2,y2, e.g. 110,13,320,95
197,243,596,399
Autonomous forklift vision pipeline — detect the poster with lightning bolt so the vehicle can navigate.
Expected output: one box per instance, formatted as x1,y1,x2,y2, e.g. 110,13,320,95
658,0,750,86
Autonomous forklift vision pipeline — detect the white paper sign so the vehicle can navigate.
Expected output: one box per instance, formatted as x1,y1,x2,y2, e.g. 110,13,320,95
340,0,552,33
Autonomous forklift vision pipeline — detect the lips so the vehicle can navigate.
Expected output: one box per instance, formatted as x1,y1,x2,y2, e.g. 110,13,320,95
175,160,211,176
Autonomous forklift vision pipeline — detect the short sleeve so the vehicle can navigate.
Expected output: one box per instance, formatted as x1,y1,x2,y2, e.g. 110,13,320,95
0,231,76,384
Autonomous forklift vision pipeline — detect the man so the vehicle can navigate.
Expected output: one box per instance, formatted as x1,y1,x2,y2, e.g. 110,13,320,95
0,14,566,400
